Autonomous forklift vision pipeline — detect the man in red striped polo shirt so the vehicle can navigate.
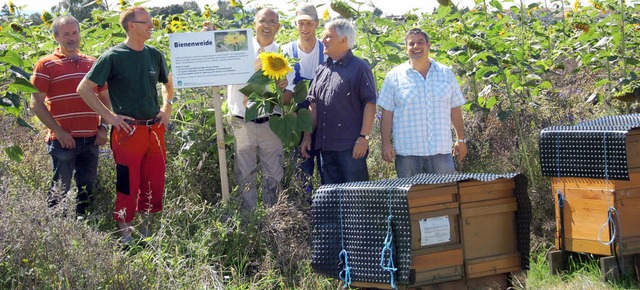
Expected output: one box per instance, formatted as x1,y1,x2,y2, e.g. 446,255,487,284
30,15,111,218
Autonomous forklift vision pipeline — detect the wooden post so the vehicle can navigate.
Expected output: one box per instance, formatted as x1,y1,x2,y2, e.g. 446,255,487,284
547,250,566,275
600,255,636,282
212,86,230,202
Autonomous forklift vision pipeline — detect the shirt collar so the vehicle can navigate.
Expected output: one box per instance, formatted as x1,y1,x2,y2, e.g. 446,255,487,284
327,49,354,67
405,58,440,74
253,37,278,54
52,47,84,60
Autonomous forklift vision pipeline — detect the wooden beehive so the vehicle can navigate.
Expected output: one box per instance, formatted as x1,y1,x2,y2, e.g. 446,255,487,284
341,175,526,289
548,128,640,256
537,115,640,280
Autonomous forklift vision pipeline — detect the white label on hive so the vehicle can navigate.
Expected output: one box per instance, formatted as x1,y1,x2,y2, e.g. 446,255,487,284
420,216,451,246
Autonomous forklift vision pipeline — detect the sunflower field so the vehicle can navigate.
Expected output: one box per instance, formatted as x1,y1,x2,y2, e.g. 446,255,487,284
1,0,640,288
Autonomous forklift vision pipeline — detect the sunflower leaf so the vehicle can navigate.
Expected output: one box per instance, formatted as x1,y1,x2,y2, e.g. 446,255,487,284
269,114,300,148
296,108,312,132
293,80,309,104
245,92,270,121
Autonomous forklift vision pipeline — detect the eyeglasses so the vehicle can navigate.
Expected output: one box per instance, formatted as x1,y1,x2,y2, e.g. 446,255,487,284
131,20,152,25
257,20,279,26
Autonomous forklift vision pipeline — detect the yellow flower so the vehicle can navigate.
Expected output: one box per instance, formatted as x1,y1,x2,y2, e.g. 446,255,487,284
119,0,125,6
573,0,579,12
171,20,183,31
41,10,53,25
497,13,502,19
259,52,292,80
0,26,3,31
230,0,237,7
204,9,211,18
499,30,505,36
95,0,102,5
323,8,330,21
223,33,246,46
152,18,160,29
8,0,14,14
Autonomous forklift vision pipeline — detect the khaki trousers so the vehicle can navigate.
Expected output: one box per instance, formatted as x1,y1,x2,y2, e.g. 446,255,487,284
231,117,284,210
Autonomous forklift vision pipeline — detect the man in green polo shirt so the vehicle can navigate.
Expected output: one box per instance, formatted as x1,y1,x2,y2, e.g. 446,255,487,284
77,6,174,245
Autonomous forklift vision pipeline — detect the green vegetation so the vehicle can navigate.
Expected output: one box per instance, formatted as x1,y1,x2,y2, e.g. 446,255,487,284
1,0,639,288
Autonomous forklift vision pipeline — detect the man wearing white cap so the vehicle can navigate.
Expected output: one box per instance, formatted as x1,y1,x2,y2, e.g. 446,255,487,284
282,3,327,192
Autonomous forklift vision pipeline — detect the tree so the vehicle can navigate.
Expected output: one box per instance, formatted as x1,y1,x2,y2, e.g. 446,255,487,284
150,2,201,18
52,0,105,22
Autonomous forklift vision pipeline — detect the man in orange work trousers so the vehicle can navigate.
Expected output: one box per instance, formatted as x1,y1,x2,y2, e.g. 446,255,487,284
78,6,174,245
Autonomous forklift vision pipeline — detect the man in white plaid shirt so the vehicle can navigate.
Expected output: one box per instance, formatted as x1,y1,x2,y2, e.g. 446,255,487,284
378,28,467,178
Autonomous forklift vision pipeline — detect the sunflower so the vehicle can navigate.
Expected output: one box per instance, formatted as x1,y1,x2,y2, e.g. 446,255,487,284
171,20,183,31
259,52,292,80
223,33,246,46
95,0,103,5
572,0,580,12
10,22,23,33
230,0,237,7
119,0,126,6
323,8,330,21
152,18,160,29
8,0,14,14
41,10,53,26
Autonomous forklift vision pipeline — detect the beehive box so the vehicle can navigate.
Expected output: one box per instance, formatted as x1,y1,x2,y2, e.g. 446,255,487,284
539,114,640,256
459,179,522,279
311,173,531,289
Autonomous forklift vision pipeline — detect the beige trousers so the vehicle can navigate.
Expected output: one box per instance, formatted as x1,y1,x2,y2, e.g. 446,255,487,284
230,117,284,210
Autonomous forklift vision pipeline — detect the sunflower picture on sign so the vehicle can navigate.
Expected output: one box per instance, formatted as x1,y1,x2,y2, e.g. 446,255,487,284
240,52,311,149
214,31,248,52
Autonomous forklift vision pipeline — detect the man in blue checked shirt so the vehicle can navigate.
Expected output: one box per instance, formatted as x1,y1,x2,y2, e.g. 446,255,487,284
378,28,468,178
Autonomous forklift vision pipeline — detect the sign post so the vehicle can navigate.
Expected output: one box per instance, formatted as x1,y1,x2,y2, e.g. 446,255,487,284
168,29,255,202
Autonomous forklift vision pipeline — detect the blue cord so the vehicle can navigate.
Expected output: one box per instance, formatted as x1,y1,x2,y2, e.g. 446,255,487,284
599,207,618,245
556,134,564,209
380,189,398,290
338,188,351,288
557,190,564,208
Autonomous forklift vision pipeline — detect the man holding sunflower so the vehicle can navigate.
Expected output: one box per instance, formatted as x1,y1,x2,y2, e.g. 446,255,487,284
214,8,288,211
300,19,377,185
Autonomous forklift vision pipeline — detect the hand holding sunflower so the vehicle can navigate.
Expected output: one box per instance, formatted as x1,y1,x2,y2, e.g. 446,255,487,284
240,52,311,148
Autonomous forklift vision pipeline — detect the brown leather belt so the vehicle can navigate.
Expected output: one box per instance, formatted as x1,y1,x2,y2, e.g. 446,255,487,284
125,117,160,126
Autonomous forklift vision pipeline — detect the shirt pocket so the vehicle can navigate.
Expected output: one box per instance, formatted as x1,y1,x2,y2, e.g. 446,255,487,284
398,81,423,109
431,81,454,108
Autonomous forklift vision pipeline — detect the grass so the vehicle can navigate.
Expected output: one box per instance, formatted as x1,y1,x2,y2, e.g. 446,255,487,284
1,58,640,290
526,246,639,289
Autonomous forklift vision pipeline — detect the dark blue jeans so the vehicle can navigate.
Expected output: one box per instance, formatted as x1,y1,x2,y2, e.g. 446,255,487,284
319,148,369,185
298,129,323,192
47,136,99,216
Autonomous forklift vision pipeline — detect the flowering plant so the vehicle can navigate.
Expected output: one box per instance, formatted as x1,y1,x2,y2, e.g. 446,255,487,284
240,52,312,148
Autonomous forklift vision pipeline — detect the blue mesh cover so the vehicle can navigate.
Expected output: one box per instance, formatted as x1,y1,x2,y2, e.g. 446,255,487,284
539,114,640,180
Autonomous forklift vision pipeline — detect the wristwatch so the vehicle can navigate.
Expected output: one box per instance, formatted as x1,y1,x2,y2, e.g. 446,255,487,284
98,123,109,131
457,138,467,143
360,134,370,141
